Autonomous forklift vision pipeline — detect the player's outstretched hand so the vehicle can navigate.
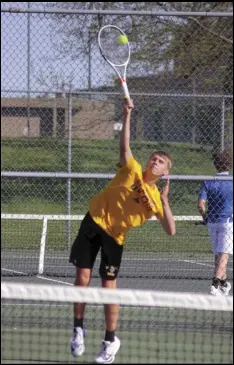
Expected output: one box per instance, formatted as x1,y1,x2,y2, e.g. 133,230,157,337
194,217,208,226
124,98,134,113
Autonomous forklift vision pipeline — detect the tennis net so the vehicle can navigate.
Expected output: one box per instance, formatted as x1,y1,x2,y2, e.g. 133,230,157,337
1,282,233,364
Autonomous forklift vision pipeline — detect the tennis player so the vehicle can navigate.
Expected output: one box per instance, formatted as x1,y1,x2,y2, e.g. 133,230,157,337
197,150,233,296
69,98,176,364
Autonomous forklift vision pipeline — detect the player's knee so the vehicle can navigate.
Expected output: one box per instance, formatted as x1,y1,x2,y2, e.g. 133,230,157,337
99,264,119,280
75,267,91,286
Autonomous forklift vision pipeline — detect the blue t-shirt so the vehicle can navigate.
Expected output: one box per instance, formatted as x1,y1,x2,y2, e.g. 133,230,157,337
198,173,233,223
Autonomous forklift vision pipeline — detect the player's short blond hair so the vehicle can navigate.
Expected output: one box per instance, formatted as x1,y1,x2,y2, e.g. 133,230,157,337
150,151,173,170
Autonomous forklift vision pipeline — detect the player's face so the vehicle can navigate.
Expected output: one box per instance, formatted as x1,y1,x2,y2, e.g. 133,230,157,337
147,154,169,177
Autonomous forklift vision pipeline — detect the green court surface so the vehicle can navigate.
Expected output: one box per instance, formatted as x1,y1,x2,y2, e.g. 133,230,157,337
1,304,233,364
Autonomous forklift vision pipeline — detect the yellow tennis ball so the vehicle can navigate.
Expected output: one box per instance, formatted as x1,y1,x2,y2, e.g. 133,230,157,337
117,34,128,45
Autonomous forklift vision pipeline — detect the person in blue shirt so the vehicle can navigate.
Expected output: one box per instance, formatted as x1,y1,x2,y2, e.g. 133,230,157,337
197,150,233,296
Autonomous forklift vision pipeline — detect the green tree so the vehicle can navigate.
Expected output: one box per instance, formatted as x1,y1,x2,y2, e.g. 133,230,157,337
46,2,232,93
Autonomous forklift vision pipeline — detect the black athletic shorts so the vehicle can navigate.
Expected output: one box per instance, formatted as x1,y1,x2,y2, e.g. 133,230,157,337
69,212,123,280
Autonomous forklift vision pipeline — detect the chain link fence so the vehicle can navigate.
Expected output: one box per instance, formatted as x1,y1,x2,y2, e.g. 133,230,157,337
1,3,233,285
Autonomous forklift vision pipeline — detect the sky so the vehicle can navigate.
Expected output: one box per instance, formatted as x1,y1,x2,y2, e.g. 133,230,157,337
1,2,172,99
1,2,115,98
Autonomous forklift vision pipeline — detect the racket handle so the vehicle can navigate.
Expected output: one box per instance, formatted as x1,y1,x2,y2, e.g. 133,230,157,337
120,78,130,99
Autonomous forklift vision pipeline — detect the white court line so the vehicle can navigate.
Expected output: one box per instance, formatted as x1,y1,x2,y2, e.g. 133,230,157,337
36,275,72,285
1,269,73,285
4,255,233,263
2,256,232,283
3,256,183,260
181,259,233,271
2,268,27,275
179,260,214,268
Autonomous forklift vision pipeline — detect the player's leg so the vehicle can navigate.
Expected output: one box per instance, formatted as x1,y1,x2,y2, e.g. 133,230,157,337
96,279,121,364
73,267,91,326
103,279,120,345
214,253,231,295
214,253,229,279
217,221,233,296
95,231,123,364
70,267,92,356
208,223,223,295
69,213,101,356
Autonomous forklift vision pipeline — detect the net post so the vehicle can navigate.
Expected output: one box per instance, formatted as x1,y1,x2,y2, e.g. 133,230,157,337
38,216,48,275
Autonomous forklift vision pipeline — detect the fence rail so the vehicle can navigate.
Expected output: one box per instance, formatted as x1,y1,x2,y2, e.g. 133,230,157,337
1,6,233,17
1,171,233,180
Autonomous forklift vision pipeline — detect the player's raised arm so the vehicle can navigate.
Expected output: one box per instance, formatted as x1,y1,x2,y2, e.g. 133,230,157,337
119,98,134,167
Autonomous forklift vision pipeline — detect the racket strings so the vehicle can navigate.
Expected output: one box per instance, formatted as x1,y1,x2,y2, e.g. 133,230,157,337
99,27,129,65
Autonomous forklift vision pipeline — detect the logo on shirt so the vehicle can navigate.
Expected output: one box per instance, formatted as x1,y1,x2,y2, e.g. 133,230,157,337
131,180,155,212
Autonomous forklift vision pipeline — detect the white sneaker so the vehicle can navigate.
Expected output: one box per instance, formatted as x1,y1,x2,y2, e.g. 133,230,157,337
220,282,231,296
95,336,120,364
209,285,223,296
71,327,85,357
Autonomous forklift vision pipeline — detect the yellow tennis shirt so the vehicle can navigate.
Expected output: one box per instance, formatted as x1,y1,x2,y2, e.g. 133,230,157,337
89,156,164,245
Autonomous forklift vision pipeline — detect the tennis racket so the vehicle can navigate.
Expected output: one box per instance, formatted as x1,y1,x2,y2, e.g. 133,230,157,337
98,25,131,99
